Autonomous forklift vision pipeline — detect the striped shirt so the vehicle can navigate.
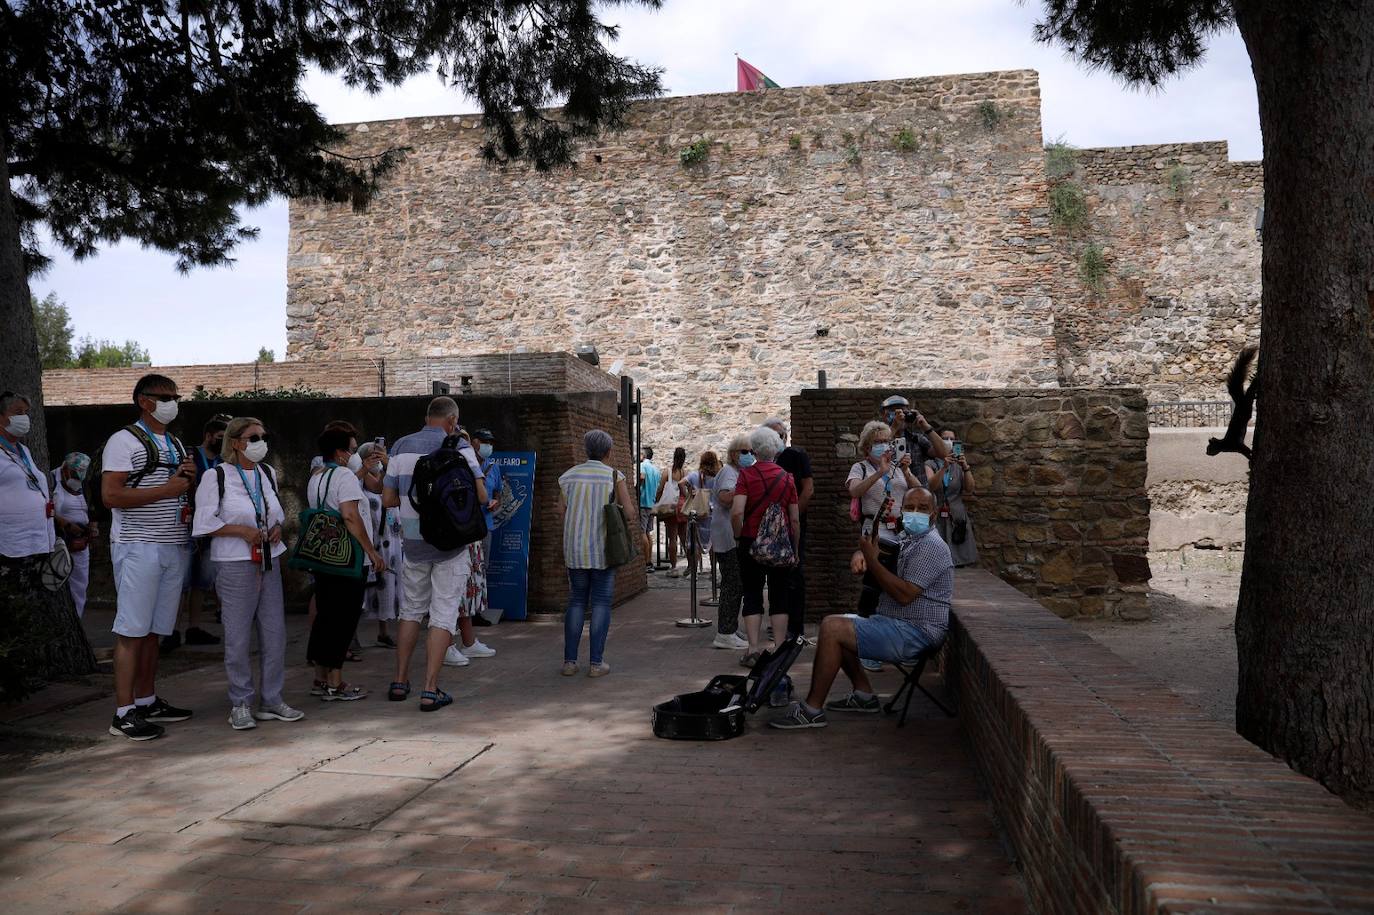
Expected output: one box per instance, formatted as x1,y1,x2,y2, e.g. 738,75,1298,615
877,526,954,642
103,427,191,545
559,460,623,569
383,426,481,563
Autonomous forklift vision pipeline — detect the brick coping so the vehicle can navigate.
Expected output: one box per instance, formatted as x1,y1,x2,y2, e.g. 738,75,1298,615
947,569,1374,914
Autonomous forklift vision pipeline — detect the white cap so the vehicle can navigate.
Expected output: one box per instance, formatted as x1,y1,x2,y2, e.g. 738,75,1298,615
881,395,910,409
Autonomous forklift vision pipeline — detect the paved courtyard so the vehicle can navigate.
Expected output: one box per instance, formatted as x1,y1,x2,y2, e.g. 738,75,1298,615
0,585,1027,914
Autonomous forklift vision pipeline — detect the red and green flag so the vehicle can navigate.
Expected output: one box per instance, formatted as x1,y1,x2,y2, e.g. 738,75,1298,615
736,56,780,91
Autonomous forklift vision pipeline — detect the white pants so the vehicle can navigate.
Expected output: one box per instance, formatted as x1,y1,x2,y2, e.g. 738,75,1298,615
68,549,90,618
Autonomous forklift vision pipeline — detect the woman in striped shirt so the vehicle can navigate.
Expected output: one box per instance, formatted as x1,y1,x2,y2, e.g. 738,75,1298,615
557,430,637,678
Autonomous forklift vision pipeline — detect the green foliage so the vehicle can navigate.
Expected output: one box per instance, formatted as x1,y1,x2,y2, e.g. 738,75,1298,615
73,337,150,368
1079,243,1108,291
4,1,665,275
189,384,328,401
892,127,918,153
1044,139,1078,179
978,100,1003,130
845,143,862,165
31,293,74,369
679,138,711,167
1049,182,1089,232
1167,164,1192,195
257,347,276,363
811,131,825,148
788,134,802,151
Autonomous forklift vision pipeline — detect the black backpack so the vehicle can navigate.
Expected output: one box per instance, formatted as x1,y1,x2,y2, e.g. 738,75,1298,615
407,435,487,551
87,423,188,521
213,463,280,511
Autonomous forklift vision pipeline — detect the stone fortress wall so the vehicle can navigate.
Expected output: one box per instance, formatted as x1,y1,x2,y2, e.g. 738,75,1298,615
284,68,1262,458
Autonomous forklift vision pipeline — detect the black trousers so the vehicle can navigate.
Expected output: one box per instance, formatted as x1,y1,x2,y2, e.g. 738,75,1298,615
736,538,803,636
308,573,366,670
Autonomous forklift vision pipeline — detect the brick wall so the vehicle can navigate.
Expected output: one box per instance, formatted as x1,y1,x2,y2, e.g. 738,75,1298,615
40,351,618,407
44,392,645,612
948,570,1374,913
791,386,1150,620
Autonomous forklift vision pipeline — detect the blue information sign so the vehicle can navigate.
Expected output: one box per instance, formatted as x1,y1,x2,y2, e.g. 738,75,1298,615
485,451,535,621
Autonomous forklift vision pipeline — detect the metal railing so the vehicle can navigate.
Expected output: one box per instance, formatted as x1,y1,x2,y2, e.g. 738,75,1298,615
1148,401,1233,428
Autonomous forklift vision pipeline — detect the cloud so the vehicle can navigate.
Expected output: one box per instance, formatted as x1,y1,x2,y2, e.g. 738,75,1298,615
37,1,1260,366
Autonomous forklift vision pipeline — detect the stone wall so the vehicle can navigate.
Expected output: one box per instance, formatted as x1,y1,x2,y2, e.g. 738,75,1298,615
41,351,618,406
792,386,1150,620
44,392,645,612
1147,427,1250,556
1053,142,1264,401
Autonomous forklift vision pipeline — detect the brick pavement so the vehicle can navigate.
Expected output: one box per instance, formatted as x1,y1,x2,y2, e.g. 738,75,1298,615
0,585,1027,914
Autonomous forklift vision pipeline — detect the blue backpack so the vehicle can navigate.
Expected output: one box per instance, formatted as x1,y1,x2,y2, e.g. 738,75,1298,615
408,436,488,551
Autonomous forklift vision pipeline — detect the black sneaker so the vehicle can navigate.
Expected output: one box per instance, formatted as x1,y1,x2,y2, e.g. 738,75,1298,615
109,711,164,741
159,630,182,655
184,627,220,646
141,697,193,723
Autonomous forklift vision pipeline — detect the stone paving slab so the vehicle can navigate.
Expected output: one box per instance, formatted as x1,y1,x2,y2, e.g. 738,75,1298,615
0,584,1027,914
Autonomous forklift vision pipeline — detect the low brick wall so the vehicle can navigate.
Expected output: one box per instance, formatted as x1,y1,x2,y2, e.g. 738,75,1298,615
948,569,1374,914
792,386,1151,621
45,392,645,613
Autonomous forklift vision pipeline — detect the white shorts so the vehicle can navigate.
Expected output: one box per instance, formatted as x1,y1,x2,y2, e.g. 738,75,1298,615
399,550,472,634
112,541,192,637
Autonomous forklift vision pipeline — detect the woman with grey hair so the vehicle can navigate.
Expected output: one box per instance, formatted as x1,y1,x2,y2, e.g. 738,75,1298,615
557,429,638,677
730,425,800,666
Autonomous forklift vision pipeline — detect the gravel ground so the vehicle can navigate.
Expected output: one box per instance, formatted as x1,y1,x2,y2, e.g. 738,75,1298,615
1073,560,1242,725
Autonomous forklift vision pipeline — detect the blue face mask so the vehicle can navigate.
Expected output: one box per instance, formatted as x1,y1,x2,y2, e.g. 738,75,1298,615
478,443,493,460
902,512,932,536
738,453,757,468
870,442,891,459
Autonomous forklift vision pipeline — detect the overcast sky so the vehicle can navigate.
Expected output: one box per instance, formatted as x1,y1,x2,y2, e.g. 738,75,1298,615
33,0,1260,367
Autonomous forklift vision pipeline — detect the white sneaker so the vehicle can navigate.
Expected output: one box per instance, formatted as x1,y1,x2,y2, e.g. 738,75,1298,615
713,632,749,650
443,645,470,667
228,705,256,730
461,639,496,658
253,703,305,722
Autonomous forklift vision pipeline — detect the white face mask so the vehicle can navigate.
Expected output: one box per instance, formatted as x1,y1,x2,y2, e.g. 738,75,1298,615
346,452,364,473
63,476,83,495
243,440,269,464
151,399,179,424
5,414,31,437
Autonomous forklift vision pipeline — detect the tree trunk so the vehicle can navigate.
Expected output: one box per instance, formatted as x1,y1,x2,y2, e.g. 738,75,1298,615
1233,1,1374,809
0,129,50,471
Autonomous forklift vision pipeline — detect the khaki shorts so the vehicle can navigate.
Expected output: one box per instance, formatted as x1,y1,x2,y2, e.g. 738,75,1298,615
398,550,472,634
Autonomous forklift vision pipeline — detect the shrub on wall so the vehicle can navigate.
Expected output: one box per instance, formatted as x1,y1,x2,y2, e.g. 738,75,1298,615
892,127,918,152
978,100,1003,130
190,384,328,400
1050,182,1089,232
679,138,710,167
1079,243,1108,291
1167,164,1191,196
788,133,801,151
1044,139,1077,179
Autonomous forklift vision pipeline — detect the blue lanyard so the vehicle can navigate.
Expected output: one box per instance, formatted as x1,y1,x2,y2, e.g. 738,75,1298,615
1,440,43,493
137,420,178,464
235,465,265,526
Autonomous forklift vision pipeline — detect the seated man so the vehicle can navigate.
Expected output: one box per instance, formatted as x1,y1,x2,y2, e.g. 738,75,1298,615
771,487,953,729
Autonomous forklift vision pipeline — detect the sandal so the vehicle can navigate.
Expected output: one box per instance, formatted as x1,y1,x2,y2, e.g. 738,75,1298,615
321,683,367,701
345,650,362,663
740,652,761,669
387,681,411,702
419,689,453,712
309,679,328,696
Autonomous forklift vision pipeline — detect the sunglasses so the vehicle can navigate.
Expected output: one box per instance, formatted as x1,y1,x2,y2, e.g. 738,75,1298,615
738,450,754,455
140,392,181,402
239,433,270,443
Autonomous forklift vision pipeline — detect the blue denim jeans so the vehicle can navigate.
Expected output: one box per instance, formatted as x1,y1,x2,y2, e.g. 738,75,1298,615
565,567,615,664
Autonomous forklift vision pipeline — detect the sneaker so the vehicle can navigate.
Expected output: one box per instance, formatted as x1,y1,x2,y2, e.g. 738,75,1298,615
860,658,884,673
109,710,164,741
185,627,220,646
158,630,182,655
825,693,882,714
321,684,367,701
666,568,681,578
560,661,579,677
768,702,828,730
141,697,193,723
310,679,328,696
254,703,305,722
229,705,257,730
443,645,471,667
587,662,611,678
644,564,655,574
460,639,496,659
713,632,749,650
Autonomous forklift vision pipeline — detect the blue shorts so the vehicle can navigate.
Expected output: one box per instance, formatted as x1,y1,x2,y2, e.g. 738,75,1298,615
112,542,192,637
851,614,939,663
184,538,218,592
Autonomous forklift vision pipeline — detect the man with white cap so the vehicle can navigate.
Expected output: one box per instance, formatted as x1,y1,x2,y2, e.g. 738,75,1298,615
879,394,951,475
51,452,96,617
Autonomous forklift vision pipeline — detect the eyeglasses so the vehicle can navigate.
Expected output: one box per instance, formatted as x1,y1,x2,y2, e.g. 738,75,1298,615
141,392,181,403
239,433,270,443
738,450,754,455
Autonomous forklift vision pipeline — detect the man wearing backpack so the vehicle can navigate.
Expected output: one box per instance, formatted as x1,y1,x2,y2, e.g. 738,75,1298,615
382,397,489,712
100,374,197,740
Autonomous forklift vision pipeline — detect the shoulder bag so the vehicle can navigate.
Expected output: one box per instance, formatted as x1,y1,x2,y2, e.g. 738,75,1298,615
602,469,636,568
287,467,366,578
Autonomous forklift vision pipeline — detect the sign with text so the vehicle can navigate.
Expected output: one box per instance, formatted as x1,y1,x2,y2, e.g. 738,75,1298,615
485,451,534,621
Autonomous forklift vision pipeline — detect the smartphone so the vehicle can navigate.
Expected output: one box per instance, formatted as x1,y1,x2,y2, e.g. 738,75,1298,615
953,441,964,458
374,436,385,449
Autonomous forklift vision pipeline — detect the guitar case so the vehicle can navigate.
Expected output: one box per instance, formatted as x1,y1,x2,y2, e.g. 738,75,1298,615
652,634,807,740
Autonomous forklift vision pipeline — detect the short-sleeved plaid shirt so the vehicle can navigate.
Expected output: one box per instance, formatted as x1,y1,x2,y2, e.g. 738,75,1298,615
876,526,954,641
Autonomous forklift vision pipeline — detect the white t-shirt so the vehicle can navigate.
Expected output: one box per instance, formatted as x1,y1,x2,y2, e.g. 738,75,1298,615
848,459,908,532
50,469,89,526
103,426,191,544
308,464,372,549
709,464,739,552
0,443,54,558
192,464,288,562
